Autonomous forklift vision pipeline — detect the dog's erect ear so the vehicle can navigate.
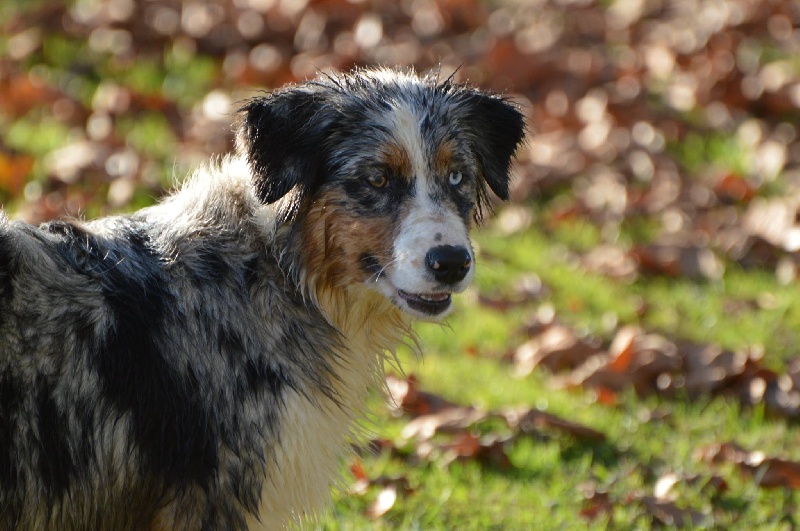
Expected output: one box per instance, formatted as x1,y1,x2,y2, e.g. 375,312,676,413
460,91,525,203
237,86,335,216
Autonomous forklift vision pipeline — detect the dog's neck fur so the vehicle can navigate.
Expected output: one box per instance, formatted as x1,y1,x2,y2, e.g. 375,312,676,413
129,156,417,527
259,233,412,526
179,156,413,526
241,273,412,525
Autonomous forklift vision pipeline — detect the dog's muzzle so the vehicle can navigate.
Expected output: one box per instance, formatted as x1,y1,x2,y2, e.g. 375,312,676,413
386,244,473,318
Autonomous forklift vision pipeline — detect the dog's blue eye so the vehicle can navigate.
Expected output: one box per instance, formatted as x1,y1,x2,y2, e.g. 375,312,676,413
448,171,463,186
367,174,388,189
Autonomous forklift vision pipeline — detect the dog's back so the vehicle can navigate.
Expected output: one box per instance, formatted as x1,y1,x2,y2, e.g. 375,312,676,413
1,162,323,528
0,69,524,529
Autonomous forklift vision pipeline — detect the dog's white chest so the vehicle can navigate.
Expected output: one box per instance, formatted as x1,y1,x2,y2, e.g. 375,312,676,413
248,307,390,529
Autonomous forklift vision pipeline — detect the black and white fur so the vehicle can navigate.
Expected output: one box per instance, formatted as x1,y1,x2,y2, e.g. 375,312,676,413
0,68,525,530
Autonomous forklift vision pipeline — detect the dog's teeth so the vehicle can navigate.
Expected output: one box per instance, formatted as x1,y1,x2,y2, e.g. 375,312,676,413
420,293,448,302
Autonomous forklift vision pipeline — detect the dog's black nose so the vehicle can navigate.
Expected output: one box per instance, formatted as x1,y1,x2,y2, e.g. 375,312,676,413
425,245,471,285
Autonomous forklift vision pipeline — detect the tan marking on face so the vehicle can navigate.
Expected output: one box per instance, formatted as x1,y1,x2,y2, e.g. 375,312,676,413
299,190,399,293
434,139,457,177
381,143,412,181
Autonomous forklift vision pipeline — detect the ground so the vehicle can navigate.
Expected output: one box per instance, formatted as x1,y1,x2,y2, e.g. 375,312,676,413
2,0,800,527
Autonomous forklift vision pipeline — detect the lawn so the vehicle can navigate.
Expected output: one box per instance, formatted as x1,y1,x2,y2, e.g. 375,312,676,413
320,221,800,528
2,0,800,528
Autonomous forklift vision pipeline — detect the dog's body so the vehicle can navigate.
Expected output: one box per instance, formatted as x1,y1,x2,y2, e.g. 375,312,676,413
0,69,524,529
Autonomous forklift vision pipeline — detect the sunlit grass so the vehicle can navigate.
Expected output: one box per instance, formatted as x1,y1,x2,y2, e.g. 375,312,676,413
3,5,799,526
322,210,800,528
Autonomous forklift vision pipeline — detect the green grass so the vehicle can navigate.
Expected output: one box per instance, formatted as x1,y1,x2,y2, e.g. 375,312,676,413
319,222,800,529
670,132,752,178
3,5,800,527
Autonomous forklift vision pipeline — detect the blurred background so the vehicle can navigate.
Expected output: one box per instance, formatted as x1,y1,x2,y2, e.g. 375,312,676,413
2,0,800,527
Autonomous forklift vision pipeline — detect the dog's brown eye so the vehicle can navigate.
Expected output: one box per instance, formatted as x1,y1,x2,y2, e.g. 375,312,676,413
367,174,388,189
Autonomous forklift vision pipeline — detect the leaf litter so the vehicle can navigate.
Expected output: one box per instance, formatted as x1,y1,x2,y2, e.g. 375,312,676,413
3,0,800,525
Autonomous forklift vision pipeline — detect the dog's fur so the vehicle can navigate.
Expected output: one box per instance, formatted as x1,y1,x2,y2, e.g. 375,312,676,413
0,68,524,530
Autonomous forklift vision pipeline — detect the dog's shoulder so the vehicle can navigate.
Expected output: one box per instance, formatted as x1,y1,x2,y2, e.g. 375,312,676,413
145,155,268,235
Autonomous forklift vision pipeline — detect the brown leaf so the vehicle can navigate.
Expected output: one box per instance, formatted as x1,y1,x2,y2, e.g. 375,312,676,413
349,457,370,496
562,331,681,395
713,173,757,203
0,73,58,118
0,151,34,195
513,324,601,376
504,407,606,442
386,373,458,417
630,244,724,280
639,496,707,527
680,343,760,396
579,488,613,521
440,433,513,470
697,441,800,489
607,325,639,373
400,406,486,441
581,244,639,281
629,245,682,277
350,457,368,483
595,386,618,406
442,431,481,458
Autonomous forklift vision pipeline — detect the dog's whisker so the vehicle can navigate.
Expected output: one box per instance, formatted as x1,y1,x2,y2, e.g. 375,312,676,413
367,256,400,284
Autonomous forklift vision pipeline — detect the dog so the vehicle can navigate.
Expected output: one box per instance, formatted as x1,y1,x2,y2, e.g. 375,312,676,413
0,68,525,530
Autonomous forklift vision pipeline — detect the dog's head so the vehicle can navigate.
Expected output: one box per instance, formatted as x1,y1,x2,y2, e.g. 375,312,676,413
237,69,525,320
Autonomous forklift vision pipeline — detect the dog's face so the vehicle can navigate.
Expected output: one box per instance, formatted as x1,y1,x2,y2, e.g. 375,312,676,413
238,69,525,320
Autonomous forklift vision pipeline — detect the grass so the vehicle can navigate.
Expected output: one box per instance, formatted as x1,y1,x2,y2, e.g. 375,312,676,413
3,5,800,527
319,219,800,529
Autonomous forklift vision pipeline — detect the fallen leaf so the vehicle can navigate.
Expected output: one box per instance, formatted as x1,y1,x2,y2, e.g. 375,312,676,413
386,373,458,417
350,457,368,482
0,72,58,118
607,325,639,373
513,324,601,376
503,407,606,442
697,441,800,489
653,472,680,500
440,432,513,469
653,471,728,500
630,244,724,280
400,406,486,441
714,173,757,203
0,151,35,195
582,244,639,281
681,343,760,396
579,488,613,521
595,386,618,405
639,496,708,527
350,457,369,495
562,331,681,395
365,485,397,519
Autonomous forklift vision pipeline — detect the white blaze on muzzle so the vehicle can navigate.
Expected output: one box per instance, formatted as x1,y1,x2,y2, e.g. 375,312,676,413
369,101,475,319
378,179,474,318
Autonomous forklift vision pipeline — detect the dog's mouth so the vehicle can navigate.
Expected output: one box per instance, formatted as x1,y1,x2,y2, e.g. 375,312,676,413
396,289,452,316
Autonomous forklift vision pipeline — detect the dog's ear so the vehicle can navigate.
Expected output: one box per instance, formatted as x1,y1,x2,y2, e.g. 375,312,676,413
237,87,335,218
460,91,525,205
